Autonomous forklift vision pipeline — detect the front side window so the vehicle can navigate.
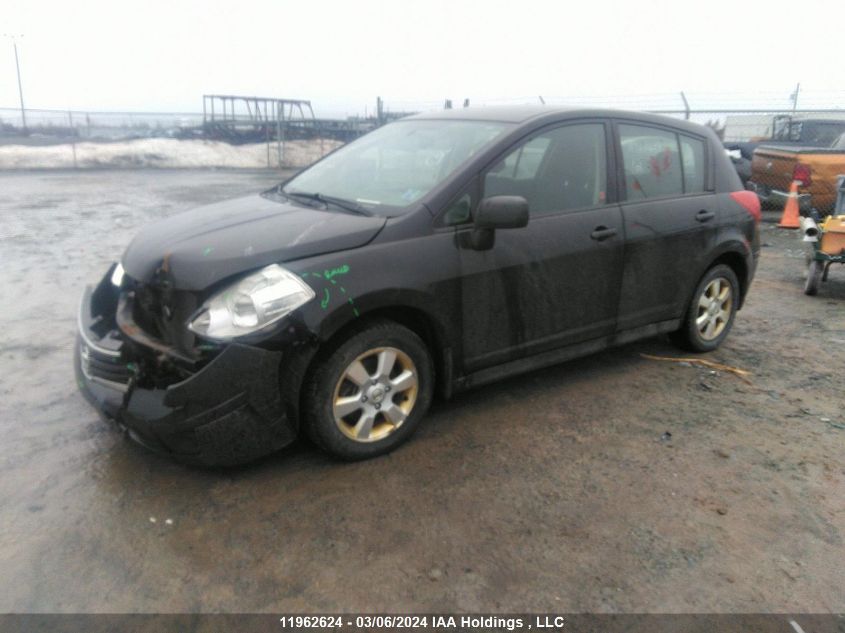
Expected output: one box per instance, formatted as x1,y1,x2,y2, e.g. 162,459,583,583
282,120,512,215
619,124,683,199
483,123,608,215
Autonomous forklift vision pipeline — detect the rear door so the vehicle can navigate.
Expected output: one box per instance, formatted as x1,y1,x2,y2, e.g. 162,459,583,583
614,122,718,330
456,120,625,371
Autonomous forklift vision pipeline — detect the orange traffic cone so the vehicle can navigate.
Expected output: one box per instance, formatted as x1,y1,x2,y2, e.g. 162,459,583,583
777,180,801,229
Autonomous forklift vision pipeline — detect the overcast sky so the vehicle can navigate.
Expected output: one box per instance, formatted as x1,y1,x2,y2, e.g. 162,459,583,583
2,0,843,118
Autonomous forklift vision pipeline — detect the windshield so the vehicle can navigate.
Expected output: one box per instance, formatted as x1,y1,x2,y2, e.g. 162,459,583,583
282,119,513,214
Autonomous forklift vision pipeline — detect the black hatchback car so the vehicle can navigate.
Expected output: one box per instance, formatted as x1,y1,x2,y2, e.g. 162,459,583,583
77,106,760,465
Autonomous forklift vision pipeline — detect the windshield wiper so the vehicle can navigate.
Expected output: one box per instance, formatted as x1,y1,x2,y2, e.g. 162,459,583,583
282,189,372,216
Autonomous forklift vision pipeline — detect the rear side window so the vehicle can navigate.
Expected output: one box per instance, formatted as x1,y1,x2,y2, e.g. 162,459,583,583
483,123,607,214
679,135,706,193
619,124,683,199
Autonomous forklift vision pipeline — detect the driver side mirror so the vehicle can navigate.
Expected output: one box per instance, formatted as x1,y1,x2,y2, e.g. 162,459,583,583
468,196,529,250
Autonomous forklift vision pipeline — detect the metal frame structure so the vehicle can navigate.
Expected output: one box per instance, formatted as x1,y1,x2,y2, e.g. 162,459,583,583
202,94,317,143
202,94,324,166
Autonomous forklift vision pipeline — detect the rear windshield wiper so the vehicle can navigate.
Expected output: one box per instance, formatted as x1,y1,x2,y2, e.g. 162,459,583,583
282,189,372,216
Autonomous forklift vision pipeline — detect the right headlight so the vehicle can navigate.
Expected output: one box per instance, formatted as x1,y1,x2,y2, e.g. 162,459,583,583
188,264,315,340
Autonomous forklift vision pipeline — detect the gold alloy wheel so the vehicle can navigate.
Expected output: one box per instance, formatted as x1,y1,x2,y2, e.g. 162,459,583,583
696,277,733,341
332,347,419,443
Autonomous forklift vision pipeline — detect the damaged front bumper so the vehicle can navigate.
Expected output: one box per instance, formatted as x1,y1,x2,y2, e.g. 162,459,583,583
75,271,300,466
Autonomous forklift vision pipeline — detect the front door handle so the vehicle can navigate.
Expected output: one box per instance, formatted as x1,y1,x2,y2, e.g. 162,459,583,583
591,226,618,241
696,209,716,222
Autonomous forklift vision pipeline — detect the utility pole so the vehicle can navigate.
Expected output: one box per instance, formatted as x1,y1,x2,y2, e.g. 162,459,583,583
680,91,691,120
4,35,27,132
790,82,800,114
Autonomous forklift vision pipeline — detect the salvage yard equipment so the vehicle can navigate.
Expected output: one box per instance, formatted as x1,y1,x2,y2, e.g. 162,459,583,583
803,215,845,295
802,176,845,295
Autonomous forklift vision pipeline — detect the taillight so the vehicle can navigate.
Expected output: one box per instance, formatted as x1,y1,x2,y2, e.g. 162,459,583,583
730,190,761,223
793,162,812,187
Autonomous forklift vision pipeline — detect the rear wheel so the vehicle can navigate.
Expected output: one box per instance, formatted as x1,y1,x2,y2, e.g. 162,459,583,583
303,320,434,460
671,264,739,352
804,259,822,296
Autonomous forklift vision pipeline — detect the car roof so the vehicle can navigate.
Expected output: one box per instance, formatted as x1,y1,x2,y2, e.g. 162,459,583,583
404,105,711,136
405,105,563,123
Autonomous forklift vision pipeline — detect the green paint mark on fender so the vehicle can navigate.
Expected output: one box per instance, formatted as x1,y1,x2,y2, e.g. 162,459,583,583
324,264,350,280
303,265,358,316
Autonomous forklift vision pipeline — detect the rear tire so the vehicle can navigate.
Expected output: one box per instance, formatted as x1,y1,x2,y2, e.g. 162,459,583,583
302,320,434,460
804,260,822,296
671,264,739,353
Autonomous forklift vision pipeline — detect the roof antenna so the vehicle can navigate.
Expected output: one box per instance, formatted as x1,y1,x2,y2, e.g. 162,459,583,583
538,96,545,104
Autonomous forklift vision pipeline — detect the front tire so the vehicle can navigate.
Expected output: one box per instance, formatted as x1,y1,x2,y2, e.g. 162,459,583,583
671,264,739,353
303,320,434,460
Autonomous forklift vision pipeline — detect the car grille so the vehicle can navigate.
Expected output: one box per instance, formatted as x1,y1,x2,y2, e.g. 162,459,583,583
80,342,132,392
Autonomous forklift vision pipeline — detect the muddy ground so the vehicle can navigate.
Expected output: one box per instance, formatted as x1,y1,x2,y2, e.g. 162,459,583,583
0,170,842,613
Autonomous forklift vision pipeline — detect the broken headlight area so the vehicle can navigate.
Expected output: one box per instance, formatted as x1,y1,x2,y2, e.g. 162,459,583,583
187,264,315,341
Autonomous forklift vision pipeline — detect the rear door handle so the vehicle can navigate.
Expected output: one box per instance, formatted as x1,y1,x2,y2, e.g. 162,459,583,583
591,226,618,241
696,209,716,222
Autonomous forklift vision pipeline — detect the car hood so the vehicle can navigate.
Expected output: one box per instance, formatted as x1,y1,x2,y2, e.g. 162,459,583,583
121,194,386,290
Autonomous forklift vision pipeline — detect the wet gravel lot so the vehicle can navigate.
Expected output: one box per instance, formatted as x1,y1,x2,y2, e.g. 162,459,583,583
0,170,843,613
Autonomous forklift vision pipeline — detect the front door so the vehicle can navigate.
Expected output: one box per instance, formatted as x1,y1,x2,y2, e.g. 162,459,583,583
457,121,625,372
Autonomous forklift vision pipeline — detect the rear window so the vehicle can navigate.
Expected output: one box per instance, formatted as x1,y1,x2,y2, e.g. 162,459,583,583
619,124,708,199
619,124,683,199
801,122,845,146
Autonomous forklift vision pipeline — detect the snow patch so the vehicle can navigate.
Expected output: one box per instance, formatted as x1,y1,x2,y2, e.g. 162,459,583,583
0,138,342,170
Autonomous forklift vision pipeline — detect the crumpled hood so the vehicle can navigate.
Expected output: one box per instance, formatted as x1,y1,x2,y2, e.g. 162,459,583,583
122,194,386,290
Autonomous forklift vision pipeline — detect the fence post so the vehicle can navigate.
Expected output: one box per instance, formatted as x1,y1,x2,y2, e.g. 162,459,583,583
276,101,283,169
68,110,77,168
265,113,270,168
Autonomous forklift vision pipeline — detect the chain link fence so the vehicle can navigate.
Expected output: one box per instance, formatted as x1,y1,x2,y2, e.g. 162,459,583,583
0,107,202,141
0,107,343,169
3,93,844,192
